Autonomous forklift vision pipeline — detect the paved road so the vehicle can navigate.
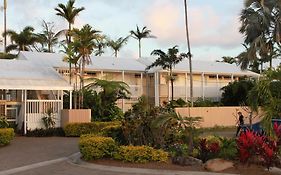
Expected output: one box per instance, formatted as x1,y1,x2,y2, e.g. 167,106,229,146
0,137,237,175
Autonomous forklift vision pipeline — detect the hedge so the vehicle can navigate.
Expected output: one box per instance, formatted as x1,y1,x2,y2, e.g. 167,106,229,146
114,145,169,163
0,128,15,146
79,135,118,160
64,122,121,137
26,128,65,137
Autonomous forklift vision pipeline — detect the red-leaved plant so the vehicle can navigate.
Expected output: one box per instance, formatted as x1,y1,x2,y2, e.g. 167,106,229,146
237,126,280,170
198,138,220,163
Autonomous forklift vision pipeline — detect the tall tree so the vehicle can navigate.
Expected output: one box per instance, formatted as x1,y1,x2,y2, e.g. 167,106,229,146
55,0,85,85
70,24,100,108
55,0,85,44
94,35,107,56
130,25,155,58
146,46,187,101
239,0,281,70
3,26,38,52
36,20,62,52
184,0,194,107
106,36,129,57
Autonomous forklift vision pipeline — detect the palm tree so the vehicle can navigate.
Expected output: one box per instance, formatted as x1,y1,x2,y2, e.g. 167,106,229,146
55,0,85,44
130,25,155,58
55,0,85,85
94,35,107,56
146,46,187,101
183,0,194,107
3,26,38,52
106,36,129,57
70,24,100,108
239,0,281,70
36,20,63,52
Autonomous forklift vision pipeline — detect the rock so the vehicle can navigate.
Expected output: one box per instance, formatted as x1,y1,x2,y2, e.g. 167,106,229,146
204,158,234,172
172,156,203,166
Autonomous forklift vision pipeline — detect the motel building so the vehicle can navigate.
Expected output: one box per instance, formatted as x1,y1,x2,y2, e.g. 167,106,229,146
0,51,259,133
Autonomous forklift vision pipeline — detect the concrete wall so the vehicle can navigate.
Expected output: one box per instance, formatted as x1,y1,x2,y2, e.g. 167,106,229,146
61,109,91,127
175,107,263,128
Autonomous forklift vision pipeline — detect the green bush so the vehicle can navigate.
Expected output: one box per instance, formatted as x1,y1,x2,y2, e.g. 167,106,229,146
101,125,125,144
0,128,15,146
64,122,121,137
79,136,118,160
26,128,65,137
114,145,168,163
218,137,237,160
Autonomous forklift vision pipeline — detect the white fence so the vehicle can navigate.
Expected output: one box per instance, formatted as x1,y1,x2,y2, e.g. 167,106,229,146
26,100,62,130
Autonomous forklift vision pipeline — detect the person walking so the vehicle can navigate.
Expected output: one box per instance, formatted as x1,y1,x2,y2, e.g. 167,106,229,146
236,112,245,136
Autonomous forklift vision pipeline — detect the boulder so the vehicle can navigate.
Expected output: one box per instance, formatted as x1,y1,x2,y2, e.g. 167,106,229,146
204,158,234,172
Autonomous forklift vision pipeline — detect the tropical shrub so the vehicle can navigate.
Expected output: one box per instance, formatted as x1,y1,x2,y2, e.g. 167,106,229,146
169,143,189,158
64,122,121,137
26,128,65,137
218,137,237,160
0,128,15,146
79,135,118,160
197,138,220,163
101,125,125,144
42,109,56,129
221,79,255,106
193,98,220,107
0,116,9,128
114,145,168,163
237,130,279,170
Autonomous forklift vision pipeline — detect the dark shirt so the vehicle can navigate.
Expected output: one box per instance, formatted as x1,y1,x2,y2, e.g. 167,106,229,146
239,114,244,125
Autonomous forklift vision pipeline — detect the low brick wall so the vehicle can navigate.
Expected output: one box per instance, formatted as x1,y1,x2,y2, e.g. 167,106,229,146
175,107,263,128
61,109,91,127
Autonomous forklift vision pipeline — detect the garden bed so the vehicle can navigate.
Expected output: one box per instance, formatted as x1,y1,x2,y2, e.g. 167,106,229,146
90,159,280,175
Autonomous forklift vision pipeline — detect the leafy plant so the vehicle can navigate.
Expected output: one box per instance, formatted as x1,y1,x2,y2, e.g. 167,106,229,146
42,109,56,129
218,137,237,160
197,138,220,163
237,130,279,170
0,128,14,146
0,116,9,128
26,128,65,137
114,145,168,163
79,135,118,160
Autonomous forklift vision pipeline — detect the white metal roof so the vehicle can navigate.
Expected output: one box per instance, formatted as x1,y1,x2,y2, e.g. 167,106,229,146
0,59,72,90
19,51,146,72
138,57,260,76
18,51,259,76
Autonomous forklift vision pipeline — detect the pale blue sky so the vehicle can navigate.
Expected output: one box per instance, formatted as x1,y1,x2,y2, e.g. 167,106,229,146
0,0,245,61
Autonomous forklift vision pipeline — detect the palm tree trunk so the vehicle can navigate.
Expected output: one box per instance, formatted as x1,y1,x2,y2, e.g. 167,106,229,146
68,23,72,86
184,0,194,107
139,39,141,58
170,69,174,101
3,0,7,53
81,57,85,109
270,58,272,69
115,51,118,57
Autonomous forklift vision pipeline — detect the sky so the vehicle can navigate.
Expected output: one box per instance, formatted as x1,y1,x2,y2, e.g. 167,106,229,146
0,0,246,61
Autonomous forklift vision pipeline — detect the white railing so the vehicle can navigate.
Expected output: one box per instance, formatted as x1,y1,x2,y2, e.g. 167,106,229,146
26,100,62,130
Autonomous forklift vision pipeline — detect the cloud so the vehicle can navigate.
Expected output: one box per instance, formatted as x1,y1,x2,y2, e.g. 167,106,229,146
143,1,243,49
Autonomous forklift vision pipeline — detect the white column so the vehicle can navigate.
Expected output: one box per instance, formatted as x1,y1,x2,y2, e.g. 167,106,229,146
154,72,160,106
24,90,27,135
100,71,104,80
201,73,205,100
216,74,219,101
122,71,125,112
231,74,234,82
185,73,188,101
69,90,72,109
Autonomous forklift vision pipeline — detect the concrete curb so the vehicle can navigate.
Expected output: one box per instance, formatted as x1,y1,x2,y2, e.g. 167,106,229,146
68,153,238,175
